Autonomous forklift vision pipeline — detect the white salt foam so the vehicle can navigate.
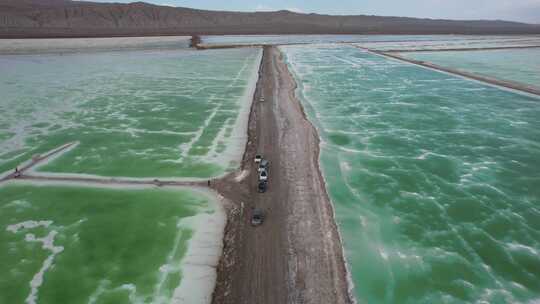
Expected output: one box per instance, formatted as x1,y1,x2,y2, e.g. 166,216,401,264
6,220,63,304
171,190,227,304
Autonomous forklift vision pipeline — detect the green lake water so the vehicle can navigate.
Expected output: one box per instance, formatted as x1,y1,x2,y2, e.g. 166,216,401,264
0,47,261,178
0,43,241,304
282,45,540,303
402,49,540,90
0,184,221,304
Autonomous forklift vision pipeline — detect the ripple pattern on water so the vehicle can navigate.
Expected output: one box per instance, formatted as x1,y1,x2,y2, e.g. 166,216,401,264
0,185,223,304
0,47,261,178
282,44,540,303
401,48,540,91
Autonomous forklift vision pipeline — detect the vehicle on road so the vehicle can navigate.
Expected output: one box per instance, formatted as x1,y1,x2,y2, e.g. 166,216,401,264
258,181,267,193
251,208,265,226
258,159,269,172
254,154,262,163
260,96,265,102
259,169,268,182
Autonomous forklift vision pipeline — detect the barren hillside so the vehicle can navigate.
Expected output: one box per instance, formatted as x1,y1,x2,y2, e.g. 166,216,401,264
1,0,539,38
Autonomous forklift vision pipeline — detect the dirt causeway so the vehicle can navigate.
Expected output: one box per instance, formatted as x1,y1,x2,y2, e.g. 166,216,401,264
211,46,353,304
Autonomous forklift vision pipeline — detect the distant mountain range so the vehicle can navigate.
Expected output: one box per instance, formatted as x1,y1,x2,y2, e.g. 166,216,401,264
1,0,539,38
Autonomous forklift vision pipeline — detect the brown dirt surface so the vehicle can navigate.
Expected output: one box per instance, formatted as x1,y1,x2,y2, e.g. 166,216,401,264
211,46,353,304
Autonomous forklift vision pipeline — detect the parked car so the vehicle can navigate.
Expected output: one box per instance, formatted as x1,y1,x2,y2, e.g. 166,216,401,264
258,181,267,193
260,96,265,102
254,154,262,163
259,169,268,182
251,208,265,226
258,159,269,172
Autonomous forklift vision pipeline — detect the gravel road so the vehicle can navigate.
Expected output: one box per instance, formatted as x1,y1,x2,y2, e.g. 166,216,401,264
212,46,353,304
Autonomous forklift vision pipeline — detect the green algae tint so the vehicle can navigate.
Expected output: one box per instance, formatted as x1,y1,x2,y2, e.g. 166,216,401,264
402,48,540,90
282,45,540,304
0,184,217,304
0,47,261,178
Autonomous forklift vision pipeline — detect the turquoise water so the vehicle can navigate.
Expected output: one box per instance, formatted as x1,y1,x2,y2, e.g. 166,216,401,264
282,45,540,303
0,47,260,178
402,49,540,90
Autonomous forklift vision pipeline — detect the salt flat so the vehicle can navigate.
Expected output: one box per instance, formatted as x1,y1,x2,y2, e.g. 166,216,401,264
0,46,261,178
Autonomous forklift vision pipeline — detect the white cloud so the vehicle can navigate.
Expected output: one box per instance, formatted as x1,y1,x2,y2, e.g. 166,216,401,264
286,7,304,13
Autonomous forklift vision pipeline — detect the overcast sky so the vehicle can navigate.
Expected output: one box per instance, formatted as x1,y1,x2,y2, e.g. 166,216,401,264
92,0,540,23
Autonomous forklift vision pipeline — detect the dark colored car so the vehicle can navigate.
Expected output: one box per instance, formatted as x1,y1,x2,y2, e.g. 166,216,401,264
258,181,267,193
251,208,265,226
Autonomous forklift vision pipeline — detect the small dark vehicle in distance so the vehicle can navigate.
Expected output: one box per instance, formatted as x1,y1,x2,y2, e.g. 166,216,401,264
258,181,267,193
254,154,262,163
251,208,265,226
